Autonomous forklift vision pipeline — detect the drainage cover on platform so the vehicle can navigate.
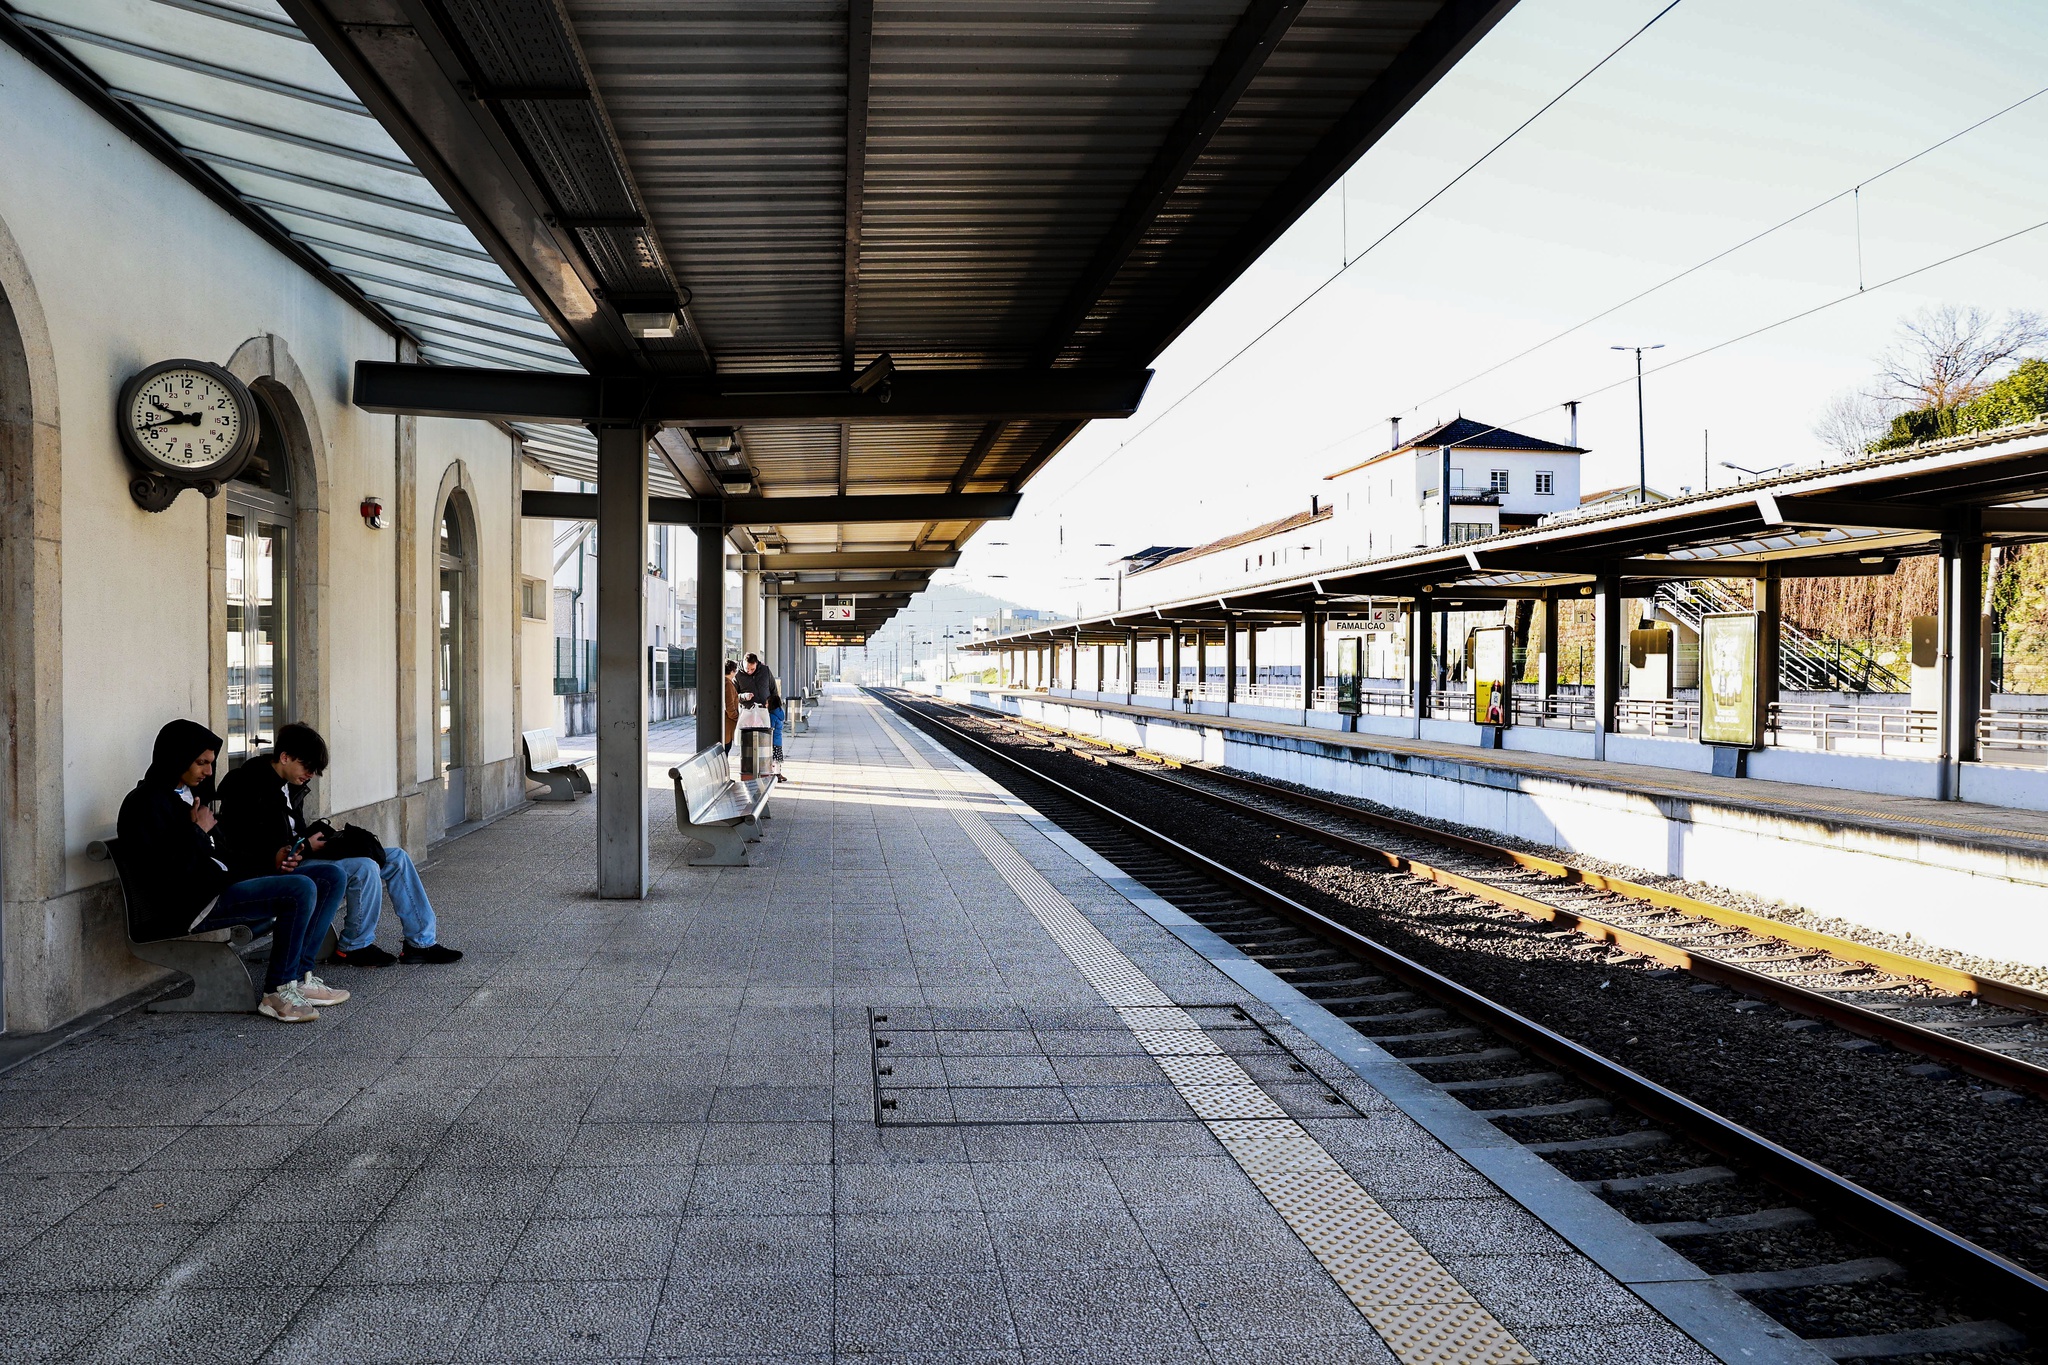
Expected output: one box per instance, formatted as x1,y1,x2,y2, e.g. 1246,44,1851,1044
868,1002,1367,1126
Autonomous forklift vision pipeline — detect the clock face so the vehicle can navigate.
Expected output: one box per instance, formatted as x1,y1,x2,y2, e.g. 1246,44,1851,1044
119,361,254,476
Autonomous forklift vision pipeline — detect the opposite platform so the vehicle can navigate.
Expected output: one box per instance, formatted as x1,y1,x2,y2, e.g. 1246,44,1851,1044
0,694,1742,1363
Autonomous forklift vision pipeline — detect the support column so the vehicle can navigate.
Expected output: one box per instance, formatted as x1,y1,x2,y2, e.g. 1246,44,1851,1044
1756,568,1781,752
694,527,726,754
741,570,762,659
1538,590,1559,701
1941,522,1985,795
596,422,651,899
1302,610,1318,706
1095,642,1106,695
1225,624,1239,705
1127,629,1139,704
1246,627,1259,695
1170,630,1183,702
1070,633,1081,690
1592,573,1621,761
1408,599,1433,737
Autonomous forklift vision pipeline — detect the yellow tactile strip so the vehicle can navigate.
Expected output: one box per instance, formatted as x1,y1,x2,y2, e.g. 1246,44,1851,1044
872,703,1538,1365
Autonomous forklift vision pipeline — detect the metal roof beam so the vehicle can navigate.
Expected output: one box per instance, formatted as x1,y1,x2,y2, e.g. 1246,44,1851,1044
522,491,1019,526
110,90,421,174
765,579,929,596
1033,0,1306,365
15,14,371,114
356,362,1152,425
841,0,874,368
729,551,960,571
250,198,495,261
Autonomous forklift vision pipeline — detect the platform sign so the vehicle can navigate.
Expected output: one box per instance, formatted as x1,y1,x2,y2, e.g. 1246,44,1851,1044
1469,624,1511,726
806,629,866,646
823,596,856,622
1700,611,1761,748
1327,604,1402,633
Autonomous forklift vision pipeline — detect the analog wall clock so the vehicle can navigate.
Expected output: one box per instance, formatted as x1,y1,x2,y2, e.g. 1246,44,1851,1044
116,359,257,510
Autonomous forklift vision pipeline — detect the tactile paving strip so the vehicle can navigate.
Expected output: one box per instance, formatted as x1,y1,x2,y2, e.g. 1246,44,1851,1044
874,703,1537,1365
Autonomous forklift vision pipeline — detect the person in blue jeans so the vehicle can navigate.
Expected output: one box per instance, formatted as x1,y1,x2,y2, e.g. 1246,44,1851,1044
328,845,461,967
737,652,787,781
116,719,347,1022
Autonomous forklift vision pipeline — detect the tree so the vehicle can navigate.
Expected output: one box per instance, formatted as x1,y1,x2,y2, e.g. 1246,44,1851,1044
1876,304,2048,417
1812,388,1890,458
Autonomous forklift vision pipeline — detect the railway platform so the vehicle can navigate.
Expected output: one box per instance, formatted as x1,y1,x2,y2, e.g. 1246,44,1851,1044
942,685,2048,970
0,693,1803,1364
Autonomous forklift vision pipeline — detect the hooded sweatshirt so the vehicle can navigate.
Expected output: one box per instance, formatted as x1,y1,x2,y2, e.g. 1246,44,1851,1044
115,719,231,942
214,751,310,884
736,660,780,711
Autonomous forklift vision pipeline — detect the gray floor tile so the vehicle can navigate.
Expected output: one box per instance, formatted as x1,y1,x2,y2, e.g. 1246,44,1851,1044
64,1284,313,1364
686,1164,832,1216
1004,1263,1202,1349
834,1272,1018,1353
326,1218,526,1285
1166,1262,1375,1342
156,1218,375,1289
837,1211,998,1275
455,1278,660,1360
986,1208,1158,1273
647,1273,832,1355
261,1282,489,1364
501,1216,680,1282
0,1219,206,1293
669,1216,833,1280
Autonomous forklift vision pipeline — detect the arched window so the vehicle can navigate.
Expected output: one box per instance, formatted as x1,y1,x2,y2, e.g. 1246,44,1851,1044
222,391,294,761
437,495,477,827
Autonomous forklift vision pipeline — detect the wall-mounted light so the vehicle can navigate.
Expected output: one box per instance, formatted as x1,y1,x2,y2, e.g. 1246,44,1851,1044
360,495,385,529
622,311,679,338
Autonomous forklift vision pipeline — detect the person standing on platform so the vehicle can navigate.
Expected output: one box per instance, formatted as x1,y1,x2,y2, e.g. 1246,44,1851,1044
723,659,741,751
736,652,786,780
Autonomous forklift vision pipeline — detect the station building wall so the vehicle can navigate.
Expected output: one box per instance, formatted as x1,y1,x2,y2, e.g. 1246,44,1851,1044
0,45,538,1034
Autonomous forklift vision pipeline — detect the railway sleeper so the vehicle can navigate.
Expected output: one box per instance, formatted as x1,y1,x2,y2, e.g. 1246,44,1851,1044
1582,1165,1738,1194
1526,1128,1671,1154
1475,1096,1614,1121
1648,1206,1816,1238
1436,1070,1562,1093
1807,1319,2026,1360
1714,1257,1905,1293
1396,1046,1524,1067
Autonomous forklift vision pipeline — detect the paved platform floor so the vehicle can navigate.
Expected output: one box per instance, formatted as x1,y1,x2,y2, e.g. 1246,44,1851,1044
0,696,1715,1363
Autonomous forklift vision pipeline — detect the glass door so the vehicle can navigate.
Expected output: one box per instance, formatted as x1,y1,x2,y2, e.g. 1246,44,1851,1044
224,497,291,763
438,507,468,826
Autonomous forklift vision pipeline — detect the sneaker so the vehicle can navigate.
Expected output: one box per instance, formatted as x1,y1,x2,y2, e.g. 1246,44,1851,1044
297,973,351,1006
401,942,463,965
258,987,318,1022
331,942,397,969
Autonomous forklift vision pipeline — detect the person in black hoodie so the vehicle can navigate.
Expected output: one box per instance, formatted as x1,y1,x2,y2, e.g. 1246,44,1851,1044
115,719,328,1022
736,652,786,780
212,723,352,1010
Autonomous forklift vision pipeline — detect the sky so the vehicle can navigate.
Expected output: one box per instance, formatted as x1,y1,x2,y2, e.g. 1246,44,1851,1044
941,0,2048,622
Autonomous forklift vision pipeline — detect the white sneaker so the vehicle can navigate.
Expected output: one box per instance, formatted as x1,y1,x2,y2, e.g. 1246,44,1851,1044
298,973,350,1006
259,986,318,1022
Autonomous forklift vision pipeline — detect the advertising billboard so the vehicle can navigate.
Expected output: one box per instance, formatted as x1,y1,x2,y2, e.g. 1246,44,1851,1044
1469,624,1511,727
1700,612,1761,748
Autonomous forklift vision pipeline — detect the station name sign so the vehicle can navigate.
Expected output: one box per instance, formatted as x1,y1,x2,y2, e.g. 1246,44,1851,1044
1325,606,1402,632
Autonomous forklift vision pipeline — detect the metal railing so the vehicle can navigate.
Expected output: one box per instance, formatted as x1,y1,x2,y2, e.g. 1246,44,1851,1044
1615,697,1699,739
1766,701,1934,755
1515,693,1596,730
554,638,596,696
1979,710,2048,757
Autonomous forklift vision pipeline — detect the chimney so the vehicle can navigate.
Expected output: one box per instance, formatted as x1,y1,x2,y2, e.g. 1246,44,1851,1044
1310,494,1320,516
1388,416,1401,451
1564,400,1579,447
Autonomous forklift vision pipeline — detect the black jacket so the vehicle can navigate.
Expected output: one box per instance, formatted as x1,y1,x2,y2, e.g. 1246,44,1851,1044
114,719,231,942
215,752,310,883
735,662,781,710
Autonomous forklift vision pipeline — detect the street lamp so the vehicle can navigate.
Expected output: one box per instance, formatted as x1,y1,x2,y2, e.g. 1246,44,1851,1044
1611,344,1664,504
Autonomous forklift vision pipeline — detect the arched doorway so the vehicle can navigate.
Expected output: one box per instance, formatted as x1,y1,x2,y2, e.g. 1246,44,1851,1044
221,390,296,762
437,493,480,827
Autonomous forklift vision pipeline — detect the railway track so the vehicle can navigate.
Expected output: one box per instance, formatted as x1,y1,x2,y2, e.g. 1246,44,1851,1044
933,697,2048,1093
877,688,2048,1365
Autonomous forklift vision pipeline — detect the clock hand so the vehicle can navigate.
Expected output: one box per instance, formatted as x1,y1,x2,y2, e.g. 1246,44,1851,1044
138,413,204,430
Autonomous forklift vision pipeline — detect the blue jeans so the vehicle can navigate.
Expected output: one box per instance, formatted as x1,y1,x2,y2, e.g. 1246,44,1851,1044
332,848,439,950
770,706,784,750
199,865,342,991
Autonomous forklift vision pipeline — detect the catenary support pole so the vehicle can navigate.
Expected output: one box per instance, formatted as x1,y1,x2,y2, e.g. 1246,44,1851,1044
1170,630,1183,703
1756,568,1781,757
1225,624,1239,706
695,525,725,754
1942,519,1985,796
596,421,650,899
1539,589,1559,703
1592,574,1621,762
1408,600,1432,737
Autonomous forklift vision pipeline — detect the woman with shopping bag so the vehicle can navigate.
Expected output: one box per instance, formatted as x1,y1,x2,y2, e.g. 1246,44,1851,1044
734,653,780,780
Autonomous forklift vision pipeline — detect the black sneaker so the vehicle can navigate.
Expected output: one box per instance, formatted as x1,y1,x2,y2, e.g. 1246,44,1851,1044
331,943,397,968
401,942,463,964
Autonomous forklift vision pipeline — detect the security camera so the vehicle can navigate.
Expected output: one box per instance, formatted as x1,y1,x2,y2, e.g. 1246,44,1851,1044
850,352,896,396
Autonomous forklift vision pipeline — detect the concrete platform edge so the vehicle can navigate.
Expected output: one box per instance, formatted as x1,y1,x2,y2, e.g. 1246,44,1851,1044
888,706,1832,1365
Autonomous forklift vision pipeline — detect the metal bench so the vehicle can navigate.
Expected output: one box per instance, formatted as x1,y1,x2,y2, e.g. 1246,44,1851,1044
88,838,267,1012
667,743,775,866
523,727,592,802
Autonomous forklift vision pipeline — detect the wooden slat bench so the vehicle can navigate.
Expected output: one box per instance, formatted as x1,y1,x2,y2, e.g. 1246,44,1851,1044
667,743,775,865
523,727,592,802
88,838,267,1012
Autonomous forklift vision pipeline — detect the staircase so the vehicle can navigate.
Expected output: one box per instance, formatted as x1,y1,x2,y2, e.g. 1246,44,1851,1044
1652,580,1909,694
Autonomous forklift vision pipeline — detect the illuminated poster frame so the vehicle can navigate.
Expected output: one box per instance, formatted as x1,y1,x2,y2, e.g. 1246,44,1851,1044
1469,624,1511,727
1699,611,1761,748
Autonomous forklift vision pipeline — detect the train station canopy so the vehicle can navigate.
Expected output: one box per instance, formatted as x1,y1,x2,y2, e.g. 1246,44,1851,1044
980,419,2048,643
2,0,1525,636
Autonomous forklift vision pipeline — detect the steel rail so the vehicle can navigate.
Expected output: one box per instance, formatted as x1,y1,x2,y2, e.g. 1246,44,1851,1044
957,708,2048,1098
878,689,2048,1330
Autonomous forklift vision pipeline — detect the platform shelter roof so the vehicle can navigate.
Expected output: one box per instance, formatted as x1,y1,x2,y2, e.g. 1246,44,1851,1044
976,417,2048,646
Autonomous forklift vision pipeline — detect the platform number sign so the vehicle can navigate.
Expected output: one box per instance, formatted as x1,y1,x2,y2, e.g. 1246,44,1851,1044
823,597,856,622
1700,612,1761,748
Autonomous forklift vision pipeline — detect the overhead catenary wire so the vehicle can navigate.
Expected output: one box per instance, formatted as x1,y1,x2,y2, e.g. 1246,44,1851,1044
1038,0,1689,509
